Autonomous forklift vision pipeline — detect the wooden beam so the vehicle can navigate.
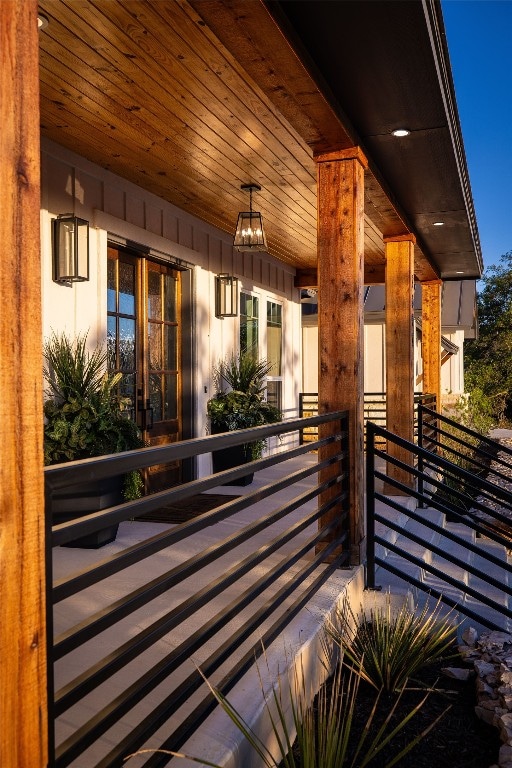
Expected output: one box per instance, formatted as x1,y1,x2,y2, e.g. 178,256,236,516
0,3,47,767
295,263,385,288
315,147,368,564
385,235,415,491
294,269,318,288
421,280,443,409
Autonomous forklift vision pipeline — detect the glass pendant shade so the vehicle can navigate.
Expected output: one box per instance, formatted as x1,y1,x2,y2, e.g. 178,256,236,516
53,214,90,283
233,184,267,252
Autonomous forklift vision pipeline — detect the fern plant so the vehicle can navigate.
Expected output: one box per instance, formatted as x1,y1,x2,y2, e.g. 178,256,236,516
43,331,144,499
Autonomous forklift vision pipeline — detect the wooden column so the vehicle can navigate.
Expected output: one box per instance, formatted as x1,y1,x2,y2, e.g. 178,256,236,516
385,235,415,491
0,3,47,768
422,280,442,409
315,147,368,564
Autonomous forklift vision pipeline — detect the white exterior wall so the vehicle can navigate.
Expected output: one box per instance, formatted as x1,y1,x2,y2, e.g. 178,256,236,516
40,138,301,475
441,328,465,396
364,322,385,392
301,314,464,402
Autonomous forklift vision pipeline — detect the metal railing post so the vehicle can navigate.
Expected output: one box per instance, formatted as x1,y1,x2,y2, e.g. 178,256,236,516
45,482,56,767
365,421,379,590
417,405,426,507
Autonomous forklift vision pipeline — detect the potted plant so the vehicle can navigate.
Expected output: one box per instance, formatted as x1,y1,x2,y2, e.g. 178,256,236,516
207,350,282,485
43,331,144,547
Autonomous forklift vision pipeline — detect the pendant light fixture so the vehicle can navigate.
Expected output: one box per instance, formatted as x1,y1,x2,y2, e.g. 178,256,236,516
233,184,267,252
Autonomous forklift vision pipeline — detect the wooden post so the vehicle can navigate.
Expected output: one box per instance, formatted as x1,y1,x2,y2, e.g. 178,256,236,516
422,280,442,409
384,235,415,491
315,147,368,564
0,2,47,768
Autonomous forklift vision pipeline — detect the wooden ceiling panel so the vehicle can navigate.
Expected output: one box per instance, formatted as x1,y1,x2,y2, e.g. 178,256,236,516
38,0,445,277
38,0,323,267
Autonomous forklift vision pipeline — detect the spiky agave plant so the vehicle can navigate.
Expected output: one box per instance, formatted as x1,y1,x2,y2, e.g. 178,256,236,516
126,644,449,768
325,595,458,693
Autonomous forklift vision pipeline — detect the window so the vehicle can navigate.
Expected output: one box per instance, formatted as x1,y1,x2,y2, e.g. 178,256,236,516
240,292,259,355
266,300,283,412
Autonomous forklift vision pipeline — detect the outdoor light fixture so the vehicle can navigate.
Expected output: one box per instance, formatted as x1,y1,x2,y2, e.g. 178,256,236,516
38,13,49,30
391,128,410,137
215,274,239,318
233,183,267,252
52,214,90,284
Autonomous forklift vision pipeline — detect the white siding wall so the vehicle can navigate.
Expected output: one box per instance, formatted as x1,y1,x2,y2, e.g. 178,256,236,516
441,329,465,396
40,138,301,473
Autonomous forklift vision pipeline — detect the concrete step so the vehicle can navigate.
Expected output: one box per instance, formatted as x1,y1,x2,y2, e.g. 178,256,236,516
375,501,512,635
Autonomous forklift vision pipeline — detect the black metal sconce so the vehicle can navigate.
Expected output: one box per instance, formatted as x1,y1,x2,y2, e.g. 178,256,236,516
233,183,267,252
215,274,239,318
52,214,90,284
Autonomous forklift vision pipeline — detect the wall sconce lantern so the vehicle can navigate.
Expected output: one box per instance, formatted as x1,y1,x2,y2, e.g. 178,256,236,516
233,183,267,252
215,274,239,318
52,214,90,284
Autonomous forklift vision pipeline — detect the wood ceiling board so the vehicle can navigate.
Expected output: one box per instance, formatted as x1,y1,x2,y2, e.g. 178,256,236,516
40,1,317,200
188,0,356,154
37,0,474,281
38,0,320,265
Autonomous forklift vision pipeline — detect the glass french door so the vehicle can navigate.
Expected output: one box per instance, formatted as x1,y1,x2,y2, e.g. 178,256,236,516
107,245,182,490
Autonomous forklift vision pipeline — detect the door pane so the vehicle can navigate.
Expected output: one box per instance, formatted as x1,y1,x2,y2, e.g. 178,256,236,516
148,270,161,319
120,373,135,404
164,374,178,420
107,315,117,371
164,274,177,322
119,261,135,315
148,323,162,370
149,373,162,422
107,259,116,312
119,317,136,371
164,325,177,370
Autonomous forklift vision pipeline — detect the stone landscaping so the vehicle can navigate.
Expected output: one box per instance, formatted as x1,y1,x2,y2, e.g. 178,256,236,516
453,627,512,768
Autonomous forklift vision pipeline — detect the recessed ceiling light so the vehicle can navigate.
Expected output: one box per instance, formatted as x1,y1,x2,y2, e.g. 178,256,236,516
38,13,49,30
391,128,410,137
433,221,444,226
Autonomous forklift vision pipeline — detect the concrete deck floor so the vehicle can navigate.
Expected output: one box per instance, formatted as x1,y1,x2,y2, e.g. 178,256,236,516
52,453,366,768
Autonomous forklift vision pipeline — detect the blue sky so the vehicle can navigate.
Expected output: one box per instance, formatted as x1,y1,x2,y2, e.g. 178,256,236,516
442,0,512,272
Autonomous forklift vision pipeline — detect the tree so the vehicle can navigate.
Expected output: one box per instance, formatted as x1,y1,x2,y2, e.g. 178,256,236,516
465,250,512,423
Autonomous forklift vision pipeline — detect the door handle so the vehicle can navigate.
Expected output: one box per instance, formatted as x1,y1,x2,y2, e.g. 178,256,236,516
137,393,154,431
145,398,154,430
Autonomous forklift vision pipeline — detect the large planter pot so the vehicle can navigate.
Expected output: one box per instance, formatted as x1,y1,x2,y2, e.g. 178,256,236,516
49,476,123,548
211,429,255,486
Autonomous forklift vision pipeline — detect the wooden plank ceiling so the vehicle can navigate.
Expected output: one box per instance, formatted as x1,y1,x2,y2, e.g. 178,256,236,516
38,0,449,282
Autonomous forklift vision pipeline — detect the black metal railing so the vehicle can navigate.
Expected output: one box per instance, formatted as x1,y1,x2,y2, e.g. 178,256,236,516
417,404,512,528
298,392,437,447
46,412,350,768
366,418,512,632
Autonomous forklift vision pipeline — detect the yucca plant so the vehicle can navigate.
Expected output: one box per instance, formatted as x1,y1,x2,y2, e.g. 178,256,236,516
326,596,457,693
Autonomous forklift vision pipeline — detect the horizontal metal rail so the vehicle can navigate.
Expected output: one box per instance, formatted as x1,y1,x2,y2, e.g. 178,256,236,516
47,412,350,768
418,404,512,530
366,419,512,632
299,392,436,448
